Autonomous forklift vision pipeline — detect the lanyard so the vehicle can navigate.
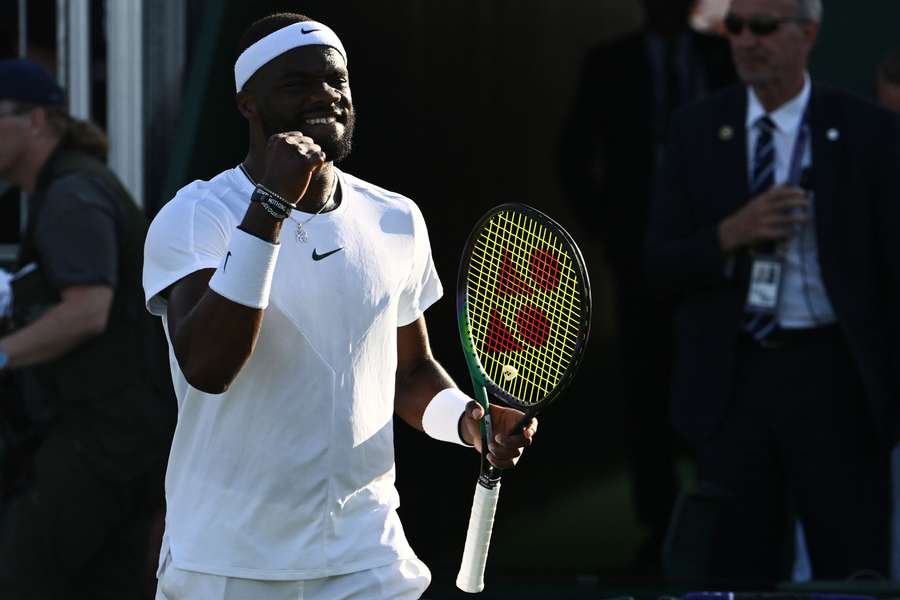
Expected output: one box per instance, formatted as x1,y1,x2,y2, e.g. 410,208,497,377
785,103,811,186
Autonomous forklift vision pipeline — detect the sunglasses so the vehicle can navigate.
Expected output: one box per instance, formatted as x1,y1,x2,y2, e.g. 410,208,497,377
723,14,809,36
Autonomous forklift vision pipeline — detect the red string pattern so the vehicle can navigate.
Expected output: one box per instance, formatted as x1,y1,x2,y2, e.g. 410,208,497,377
497,249,533,296
485,246,559,351
529,248,560,292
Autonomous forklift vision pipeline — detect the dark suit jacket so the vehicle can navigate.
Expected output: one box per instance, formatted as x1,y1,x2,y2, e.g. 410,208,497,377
646,82,900,446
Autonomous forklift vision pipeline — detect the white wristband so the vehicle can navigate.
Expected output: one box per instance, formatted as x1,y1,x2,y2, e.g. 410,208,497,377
208,228,280,309
423,388,473,446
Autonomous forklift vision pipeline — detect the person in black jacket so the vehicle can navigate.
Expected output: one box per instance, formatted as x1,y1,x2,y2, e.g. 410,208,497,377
0,59,175,599
559,0,736,573
646,0,900,583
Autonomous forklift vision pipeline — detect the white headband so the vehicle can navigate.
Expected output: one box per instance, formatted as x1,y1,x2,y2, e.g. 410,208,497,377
234,21,347,92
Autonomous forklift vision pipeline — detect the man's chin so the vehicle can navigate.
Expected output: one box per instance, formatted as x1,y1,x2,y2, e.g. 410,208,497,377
321,127,354,164
738,69,774,88
327,139,353,164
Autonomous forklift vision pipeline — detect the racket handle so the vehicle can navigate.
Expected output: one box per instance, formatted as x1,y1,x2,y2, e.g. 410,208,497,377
456,481,501,593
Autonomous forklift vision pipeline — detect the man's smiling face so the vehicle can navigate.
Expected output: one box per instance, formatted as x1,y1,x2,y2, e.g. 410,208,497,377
244,45,355,163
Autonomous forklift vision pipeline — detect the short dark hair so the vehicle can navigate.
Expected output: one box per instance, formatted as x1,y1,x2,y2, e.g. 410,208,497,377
236,12,314,61
878,49,900,86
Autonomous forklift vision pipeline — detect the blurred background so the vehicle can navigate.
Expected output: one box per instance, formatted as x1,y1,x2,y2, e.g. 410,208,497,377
1,1,899,597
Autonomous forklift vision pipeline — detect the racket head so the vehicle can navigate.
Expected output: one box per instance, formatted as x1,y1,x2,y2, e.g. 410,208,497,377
457,203,591,414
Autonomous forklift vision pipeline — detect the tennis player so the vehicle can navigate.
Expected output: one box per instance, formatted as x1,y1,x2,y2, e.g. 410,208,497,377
143,12,537,600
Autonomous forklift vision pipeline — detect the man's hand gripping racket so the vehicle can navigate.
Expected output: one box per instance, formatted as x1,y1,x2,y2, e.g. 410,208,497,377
455,204,591,593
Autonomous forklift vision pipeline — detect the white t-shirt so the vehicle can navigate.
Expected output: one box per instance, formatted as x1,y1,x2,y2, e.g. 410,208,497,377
143,166,443,580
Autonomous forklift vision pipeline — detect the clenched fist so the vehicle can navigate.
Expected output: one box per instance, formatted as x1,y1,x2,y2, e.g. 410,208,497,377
459,401,537,470
259,132,326,206
718,185,809,252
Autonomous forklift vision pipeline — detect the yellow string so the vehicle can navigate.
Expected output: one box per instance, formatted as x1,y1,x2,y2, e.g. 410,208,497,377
466,209,583,406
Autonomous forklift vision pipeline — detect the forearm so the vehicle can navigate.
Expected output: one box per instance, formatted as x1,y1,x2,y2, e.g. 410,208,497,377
170,291,264,394
0,301,103,369
394,355,456,431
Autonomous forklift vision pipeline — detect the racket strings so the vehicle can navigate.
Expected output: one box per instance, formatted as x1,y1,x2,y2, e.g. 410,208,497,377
494,215,573,396
470,218,582,339
468,222,560,403
516,213,582,370
466,210,584,405
472,229,566,372
487,212,582,329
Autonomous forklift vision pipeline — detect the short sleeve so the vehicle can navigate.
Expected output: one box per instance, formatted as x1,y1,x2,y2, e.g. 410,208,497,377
143,190,232,316
397,202,443,326
34,175,119,291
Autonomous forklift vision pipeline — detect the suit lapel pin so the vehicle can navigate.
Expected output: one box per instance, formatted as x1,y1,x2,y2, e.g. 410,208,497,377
827,128,840,141
719,125,734,141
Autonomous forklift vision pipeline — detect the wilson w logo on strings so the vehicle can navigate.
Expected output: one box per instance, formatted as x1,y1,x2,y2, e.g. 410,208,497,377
466,211,582,404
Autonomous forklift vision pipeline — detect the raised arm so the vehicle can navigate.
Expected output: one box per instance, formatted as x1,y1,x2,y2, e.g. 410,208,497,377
161,133,324,394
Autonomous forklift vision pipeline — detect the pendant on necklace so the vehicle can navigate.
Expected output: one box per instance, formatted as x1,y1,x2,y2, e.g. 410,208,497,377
296,224,309,244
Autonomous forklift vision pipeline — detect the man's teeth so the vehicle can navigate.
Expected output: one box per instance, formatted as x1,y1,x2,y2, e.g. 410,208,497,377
305,117,336,125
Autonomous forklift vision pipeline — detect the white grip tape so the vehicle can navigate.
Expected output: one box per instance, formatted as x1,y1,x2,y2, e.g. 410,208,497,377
456,481,501,593
208,228,280,309
422,388,472,446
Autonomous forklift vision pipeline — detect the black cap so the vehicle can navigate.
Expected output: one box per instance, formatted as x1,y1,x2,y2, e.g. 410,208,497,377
0,59,66,106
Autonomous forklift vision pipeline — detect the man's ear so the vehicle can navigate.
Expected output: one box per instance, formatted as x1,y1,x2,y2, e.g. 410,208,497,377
802,21,820,47
236,90,257,121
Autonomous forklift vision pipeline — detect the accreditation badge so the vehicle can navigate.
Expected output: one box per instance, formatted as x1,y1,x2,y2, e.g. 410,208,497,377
744,255,784,314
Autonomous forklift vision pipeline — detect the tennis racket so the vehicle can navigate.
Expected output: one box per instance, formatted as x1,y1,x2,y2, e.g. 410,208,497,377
455,203,591,593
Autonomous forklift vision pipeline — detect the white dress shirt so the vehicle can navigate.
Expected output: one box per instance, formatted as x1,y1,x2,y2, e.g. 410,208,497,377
745,74,836,328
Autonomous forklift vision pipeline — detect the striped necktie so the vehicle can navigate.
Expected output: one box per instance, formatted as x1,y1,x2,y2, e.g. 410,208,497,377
751,115,776,196
744,115,778,340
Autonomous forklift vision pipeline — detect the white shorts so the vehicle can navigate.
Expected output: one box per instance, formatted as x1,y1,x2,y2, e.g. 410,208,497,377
155,550,431,600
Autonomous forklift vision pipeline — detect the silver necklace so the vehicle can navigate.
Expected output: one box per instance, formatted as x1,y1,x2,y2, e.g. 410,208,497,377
240,164,338,244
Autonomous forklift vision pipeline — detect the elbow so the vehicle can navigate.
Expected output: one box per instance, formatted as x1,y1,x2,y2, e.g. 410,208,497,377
183,366,232,395
175,351,235,395
84,310,110,337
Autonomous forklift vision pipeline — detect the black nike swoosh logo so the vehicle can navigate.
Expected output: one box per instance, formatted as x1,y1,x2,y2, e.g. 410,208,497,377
301,27,321,34
223,251,232,271
312,247,343,261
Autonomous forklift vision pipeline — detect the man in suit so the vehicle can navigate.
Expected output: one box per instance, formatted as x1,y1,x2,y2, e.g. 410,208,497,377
646,0,900,583
559,0,735,573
